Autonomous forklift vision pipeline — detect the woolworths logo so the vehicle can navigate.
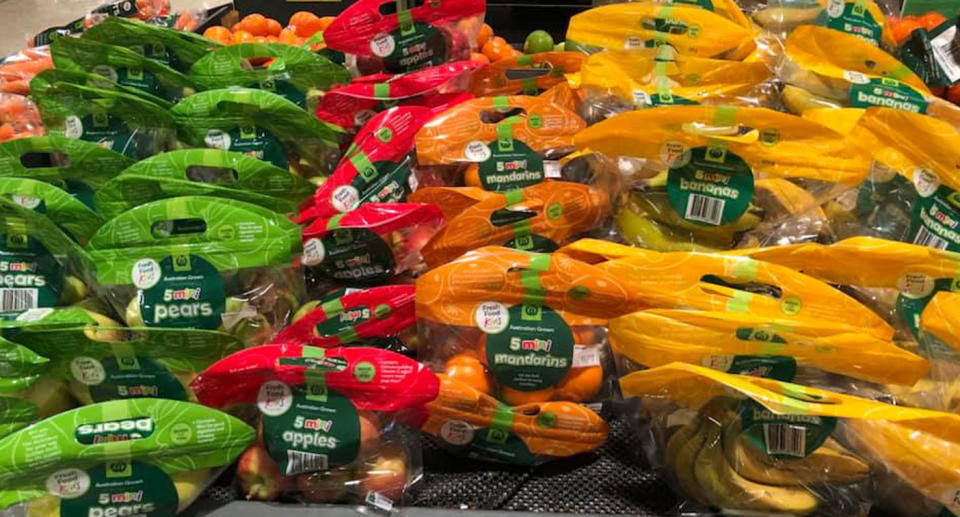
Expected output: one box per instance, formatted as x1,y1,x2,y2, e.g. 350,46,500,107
75,417,154,444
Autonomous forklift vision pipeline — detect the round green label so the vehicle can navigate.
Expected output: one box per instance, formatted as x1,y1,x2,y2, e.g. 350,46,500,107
73,356,188,402
204,126,288,170
373,22,447,74
58,461,178,517
307,228,396,286
477,140,545,191
137,254,226,329
260,382,361,476
483,304,574,391
0,234,64,315
666,146,754,227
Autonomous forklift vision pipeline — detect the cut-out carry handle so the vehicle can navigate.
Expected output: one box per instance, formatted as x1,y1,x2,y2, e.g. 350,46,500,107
19,152,69,170
185,165,240,186
150,218,207,238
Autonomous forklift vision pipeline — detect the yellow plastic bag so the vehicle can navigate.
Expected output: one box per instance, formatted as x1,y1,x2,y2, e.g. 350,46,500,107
752,0,896,49
565,3,754,58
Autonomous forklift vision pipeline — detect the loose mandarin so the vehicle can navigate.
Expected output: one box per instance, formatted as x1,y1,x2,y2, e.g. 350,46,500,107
476,23,493,47
265,18,283,36
444,354,493,394
289,11,323,37
278,28,298,45
240,14,269,36
202,26,232,44
470,52,490,65
555,365,603,402
317,16,336,32
232,30,255,45
500,386,555,405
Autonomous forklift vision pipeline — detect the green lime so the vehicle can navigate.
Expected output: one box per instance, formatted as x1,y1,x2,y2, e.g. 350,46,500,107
524,30,555,54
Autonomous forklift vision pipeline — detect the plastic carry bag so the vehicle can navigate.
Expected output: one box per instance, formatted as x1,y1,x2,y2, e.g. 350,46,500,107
575,106,871,250
414,94,586,191
752,0,897,49
192,345,439,507
0,398,254,517
85,196,304,346
83,16,223,73
93,149,315,219
417,247,634,405
409,181,613,267
189,43,349,110
171,89,343,178
0,177,103,245
29,0,173,47
323,0,486,75
301,202,443,289
469,52,586,97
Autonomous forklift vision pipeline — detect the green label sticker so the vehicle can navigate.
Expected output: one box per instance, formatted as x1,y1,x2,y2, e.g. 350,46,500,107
72,356,189,402
259,382,361,476
909,184,960,252
74,113,136,158
635,91,698,107
467,427,538,465
305,228,396,286
314,304,377,338
203,127,288,170
476,140,545,191
738,399,837,459
666,146,754,226
503,234,558,253
482,304,574,391
703,355,797,381
136,255,226,330
849,78,928,113
58,461,178,517
825,0,882,46
0,234,64,315
372,22,448,74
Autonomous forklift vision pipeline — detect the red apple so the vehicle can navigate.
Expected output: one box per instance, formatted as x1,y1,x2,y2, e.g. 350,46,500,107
359,411,382,457
359,446,408,502
237,443,286,501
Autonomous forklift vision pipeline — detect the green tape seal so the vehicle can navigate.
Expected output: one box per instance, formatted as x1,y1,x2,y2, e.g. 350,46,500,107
528,253,551,272
350,150,377,180
492,96,510,110
497,122,514,152
730,258,759,281
397,8,414,36
485,402,515,444
726,290,752,313
326,213,346,231
521,77,538,95
516,55,533,66
504,189,523,206
336,327,359,345
373,82,391,100
320,297,345,320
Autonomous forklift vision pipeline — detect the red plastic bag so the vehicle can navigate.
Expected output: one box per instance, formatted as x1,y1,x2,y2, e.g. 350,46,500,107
323,0,486,75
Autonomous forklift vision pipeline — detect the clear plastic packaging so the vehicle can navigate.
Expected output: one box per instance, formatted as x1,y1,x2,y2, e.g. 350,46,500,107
469,52,586,97
0,47,53,96
323,0,486,76
192,344,439,508
751,0,897,49
85,196,304,346
83,16,223,73
417,246,634,406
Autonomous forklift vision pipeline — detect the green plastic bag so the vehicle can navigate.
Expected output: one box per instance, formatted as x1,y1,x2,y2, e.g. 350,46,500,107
32,69,175,110
189,42,349,110
0,178,103,245
30,76,176,160
0,136,133,211
84,17,223,73
171,88,343,178
86,196,304,346
94,149,315,220
51,36,197,102
0,396,36,438
0,398,255,515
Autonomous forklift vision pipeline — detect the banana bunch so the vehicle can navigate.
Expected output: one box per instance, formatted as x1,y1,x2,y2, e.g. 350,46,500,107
666,398,869,515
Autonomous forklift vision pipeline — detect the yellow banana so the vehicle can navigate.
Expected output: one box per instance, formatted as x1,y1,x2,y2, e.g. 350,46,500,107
668,417,711,505
782,85,844,114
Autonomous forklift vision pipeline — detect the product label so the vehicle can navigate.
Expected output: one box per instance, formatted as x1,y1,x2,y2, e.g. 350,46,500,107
482,304,574,391
74,112,136,157
466,427,538,465
824,0,881,46
75,417,155,444
666,146,754,226
314,303,390,339
58,461,178,517
502,234,558,253
701,354,797,381
476,139,545,191
335,156,415,212
93,64,162,99
256,76,306,109
908,172,960,252
372,22,447,74
896,274,954,338
0,234,64,316
136,254,226,329
70,355,188,402
849,78,928,113
260,382,361,476
738,399,836,459
305,229,395,286
204,127,288,170
634,90,698,107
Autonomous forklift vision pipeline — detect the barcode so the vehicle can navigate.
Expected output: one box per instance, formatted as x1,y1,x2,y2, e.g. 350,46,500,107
365,491,395,512
685,194,724,225
0,289,37,313
914,226,950,250
572,346,601,367
763,423,806,457
285,450,328,476
932,25,960,83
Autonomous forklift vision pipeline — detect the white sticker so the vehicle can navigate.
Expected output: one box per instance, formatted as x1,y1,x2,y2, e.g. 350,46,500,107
71,356,106,386
365,491,395,512
464,141,491,163
843,70,871,85
572,346,601,367
913,168,941,197
665,408,698,429
331,185,361,213
440,419,475,445
47,468,90,498
898,272,936,299
354,109,377,128
64,115,83,139
584,402,604,412
624,36,645,50
408,171,420,191
11,195,41,210
826,0,844,17
92,64,119,83
370,33,396,58
544,160,562,178
131,259,161,290
659,140,690,168
204,129,232,150
257,380,293,417
302,238,326,266
932,25,960,83
868,161,897,183
632,90,651,107
701,355,735,372
15,307,53,321
474,301,509,334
